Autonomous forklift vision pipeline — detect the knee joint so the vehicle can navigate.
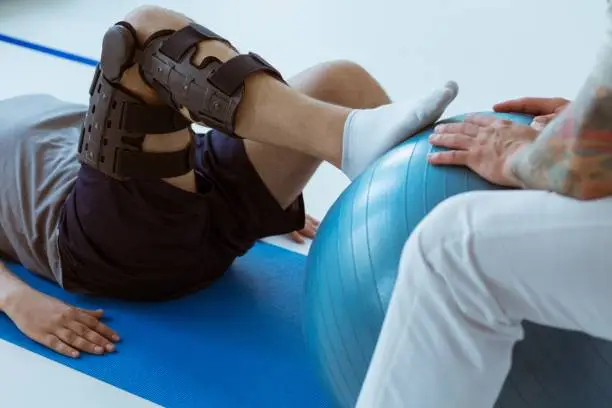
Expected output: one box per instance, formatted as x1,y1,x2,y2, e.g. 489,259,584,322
411,192,480,252
312,60,385,108
123,5,191,45
79,14,286,180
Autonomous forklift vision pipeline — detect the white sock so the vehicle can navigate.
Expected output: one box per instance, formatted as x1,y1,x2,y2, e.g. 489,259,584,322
341,81,459,180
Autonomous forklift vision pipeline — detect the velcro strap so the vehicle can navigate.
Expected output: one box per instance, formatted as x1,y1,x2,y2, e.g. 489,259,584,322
78,66,194,180
208,53,283,96
116,144,195,179
122,104,189,134
137,23,284,137
159,23,230,62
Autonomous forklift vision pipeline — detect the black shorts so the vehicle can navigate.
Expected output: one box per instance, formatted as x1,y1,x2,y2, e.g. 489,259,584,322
58,130,305,301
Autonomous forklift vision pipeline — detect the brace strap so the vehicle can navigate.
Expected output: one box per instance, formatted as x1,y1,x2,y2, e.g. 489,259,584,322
78,64,193,180
139,23,285,137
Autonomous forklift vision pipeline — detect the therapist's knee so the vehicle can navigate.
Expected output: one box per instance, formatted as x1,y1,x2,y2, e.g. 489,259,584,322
409,191,484,253
396,191,486,294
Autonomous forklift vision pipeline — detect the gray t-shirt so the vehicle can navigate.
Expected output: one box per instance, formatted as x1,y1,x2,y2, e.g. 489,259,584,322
0,94,84,284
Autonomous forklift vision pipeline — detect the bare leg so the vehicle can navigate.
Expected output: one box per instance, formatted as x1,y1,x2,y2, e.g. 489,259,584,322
246,60,391,209
120,6,347,165
116,5,457,190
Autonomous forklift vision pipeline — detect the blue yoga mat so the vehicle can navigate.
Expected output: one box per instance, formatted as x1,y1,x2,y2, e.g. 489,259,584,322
0,243,333,408
0,33,333,408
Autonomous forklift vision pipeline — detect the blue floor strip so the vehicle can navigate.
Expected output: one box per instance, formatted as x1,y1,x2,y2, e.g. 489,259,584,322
0,32,98,66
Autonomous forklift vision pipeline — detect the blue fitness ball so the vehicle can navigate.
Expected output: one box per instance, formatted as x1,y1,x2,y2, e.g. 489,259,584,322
304,112,612,408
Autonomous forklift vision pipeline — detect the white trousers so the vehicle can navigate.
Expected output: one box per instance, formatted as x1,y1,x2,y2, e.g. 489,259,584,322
356,190,612,408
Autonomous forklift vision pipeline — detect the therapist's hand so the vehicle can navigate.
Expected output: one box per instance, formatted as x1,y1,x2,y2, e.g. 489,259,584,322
493,97,571,131
428,115,538,187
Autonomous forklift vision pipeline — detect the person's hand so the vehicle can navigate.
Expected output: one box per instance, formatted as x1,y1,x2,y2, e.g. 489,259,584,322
428,115,539,187
4,286,119,358
493,97,571,131
288,214,320,244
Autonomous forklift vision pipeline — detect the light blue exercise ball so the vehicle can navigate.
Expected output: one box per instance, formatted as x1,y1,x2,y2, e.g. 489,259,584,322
304,112,612,408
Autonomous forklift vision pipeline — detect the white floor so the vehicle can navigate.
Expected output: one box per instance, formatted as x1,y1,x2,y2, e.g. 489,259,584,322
0,0,607,406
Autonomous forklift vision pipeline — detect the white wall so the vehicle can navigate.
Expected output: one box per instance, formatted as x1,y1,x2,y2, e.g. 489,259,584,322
0,0,607,223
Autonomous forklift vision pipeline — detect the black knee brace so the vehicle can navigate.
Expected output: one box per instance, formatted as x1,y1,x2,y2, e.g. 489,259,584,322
78,21,285,180
138,23,285,134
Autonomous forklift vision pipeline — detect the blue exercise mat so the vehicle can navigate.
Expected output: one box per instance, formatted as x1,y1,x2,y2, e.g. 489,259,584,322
0,33,332,408
0,242,333,408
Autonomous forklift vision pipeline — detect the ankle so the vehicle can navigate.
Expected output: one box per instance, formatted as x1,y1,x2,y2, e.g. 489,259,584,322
325,107,350,168
235,72,349,166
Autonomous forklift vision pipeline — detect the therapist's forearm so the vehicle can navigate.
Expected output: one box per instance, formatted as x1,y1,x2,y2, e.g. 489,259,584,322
508,10,612,199
508,83,612,199
0,262,27,313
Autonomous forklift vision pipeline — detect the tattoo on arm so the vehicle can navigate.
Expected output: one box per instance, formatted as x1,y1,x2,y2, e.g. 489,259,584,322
510,80,612,199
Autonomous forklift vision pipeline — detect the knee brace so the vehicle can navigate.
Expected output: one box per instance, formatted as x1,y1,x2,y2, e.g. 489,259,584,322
137,23,285,134
78,21,284,180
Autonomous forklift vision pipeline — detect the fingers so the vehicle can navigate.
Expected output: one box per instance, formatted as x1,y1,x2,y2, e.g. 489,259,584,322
288,214,320,244
66,321,116,353
305,214,320,227
52,308,119,356
493,97,543,113
75,309,120,342
430,121,481,164
553,101,570,113
81,308,104,318
429,133,474,150
493,97,570,115
434,122,480,137
288,231,305,244
43,334,80,358
432,118,500,150
531,113,557,131
428,150,470,166
300,220,318,239
463,115,511,128
33,307,119,358
55,327,105,355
